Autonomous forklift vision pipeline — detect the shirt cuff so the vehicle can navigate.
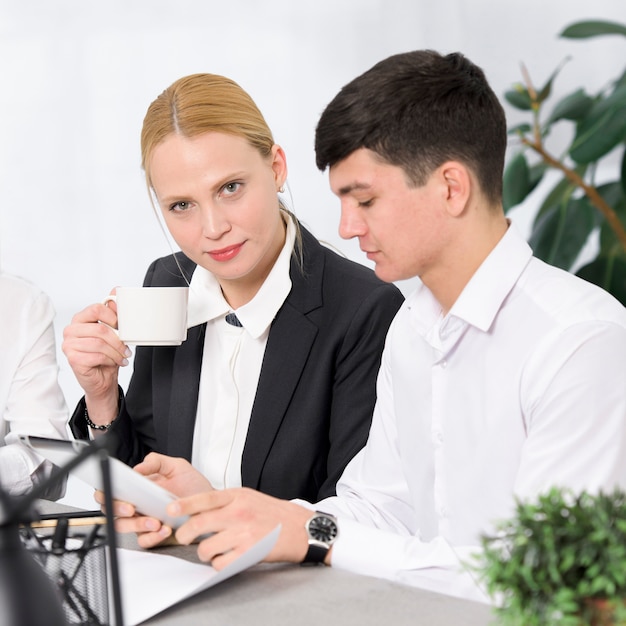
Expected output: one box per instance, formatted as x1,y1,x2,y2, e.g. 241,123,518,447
0,444,37,495
329,517,489,603
331,516,459,578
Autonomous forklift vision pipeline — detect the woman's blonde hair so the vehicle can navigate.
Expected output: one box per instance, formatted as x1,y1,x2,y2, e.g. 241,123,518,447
141,73,302,265
141,73,274,185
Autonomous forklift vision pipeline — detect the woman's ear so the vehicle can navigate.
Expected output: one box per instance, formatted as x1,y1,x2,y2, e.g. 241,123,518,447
440,161,471,217
271,144,288,191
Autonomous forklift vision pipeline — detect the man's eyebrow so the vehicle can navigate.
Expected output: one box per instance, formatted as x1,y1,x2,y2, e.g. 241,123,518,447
336,181,372,196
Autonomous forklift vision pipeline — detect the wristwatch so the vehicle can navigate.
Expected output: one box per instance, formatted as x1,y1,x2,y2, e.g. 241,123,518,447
303,511,339,564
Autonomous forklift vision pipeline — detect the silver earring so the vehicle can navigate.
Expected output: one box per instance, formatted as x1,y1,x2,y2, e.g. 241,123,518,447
278,184,285,193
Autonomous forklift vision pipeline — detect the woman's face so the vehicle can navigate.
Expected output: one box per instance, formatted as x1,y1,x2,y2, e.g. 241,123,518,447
149,131,287,304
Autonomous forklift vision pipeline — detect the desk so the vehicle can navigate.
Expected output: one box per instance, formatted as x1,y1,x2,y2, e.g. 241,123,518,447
142,556,494,626
37,500,495,626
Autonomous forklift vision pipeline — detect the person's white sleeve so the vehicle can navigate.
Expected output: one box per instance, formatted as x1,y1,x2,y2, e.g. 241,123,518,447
294,490,486,603
1,283,69,497
330,516,489,603
514,321,626,497
0,444,35,495
0,444,65,498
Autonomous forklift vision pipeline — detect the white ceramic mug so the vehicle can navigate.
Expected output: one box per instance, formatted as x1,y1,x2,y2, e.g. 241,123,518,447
103,286,189,346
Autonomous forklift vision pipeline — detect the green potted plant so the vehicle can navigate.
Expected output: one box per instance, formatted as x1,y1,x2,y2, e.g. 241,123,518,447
502,19,626,305
476,487,626,625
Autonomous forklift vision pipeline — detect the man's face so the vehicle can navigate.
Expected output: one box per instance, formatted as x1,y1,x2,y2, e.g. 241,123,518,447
329,148,449,284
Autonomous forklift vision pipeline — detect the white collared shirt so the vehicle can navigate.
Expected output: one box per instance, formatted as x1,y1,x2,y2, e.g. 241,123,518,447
313,222,626,602
189,219,295,489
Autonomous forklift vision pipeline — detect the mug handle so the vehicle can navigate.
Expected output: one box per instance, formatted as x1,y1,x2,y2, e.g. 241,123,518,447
101,295,121,338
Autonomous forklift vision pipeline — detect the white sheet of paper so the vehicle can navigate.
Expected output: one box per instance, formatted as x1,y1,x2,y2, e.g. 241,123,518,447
116,525,280,625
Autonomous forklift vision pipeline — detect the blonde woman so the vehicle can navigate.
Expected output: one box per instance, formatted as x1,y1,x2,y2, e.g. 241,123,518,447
63,73,403,502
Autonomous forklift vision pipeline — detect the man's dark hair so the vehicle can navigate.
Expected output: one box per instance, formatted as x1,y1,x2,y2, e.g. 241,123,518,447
314,50,507,204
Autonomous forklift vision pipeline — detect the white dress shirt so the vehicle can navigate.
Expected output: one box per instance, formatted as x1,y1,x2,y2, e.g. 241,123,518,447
189,219,295,489
314,222,626,601
0,273,69,496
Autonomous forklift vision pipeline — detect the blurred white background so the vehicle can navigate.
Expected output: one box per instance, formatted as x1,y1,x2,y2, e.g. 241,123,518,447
0,1,623,498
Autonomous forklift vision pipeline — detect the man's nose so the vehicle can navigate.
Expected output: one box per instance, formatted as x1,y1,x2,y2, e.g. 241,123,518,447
338,205,365,240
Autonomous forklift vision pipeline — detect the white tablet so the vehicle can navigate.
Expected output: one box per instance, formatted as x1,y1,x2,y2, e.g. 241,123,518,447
20,435,188,529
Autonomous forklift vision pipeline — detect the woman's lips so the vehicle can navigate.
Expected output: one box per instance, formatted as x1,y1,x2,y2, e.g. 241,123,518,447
207,243,244,262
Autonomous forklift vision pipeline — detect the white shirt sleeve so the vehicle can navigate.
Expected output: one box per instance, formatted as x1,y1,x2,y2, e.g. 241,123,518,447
514,321,626,498
0,275,69,496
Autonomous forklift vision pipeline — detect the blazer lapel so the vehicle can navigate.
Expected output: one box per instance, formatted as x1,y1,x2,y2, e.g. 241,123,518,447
241,303,318,488
164,324,205,459
241,227,325,488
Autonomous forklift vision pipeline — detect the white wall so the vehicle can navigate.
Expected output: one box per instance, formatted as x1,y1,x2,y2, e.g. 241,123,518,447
1,0,623,411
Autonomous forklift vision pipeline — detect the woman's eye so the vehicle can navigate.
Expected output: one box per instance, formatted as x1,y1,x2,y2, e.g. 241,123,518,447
358,198,374,208
222,182,242,196
170,201,189,212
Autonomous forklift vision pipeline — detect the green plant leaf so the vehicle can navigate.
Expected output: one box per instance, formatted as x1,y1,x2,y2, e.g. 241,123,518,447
560,20,626,39
597,184,626,256
528,162,548,194
529,196,595,270
533,176,578,225
536,57,570,105
478,488,626,625
621,147,626,196
508,122,532,136
569,85,626,163
577,256,626,305
503,152,531,212
597,180,626,214
546,88,594,124
578,182,626,306
505,87,533,111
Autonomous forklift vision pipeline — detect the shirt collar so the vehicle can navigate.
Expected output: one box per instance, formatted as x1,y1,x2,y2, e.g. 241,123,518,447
408,220,533,335
186,217,295,339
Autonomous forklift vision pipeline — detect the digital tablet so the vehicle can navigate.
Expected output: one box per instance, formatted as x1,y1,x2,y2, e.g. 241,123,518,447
20,435,188,529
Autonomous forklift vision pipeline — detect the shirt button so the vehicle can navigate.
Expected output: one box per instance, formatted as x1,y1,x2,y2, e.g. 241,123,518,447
440,359,447,368
433,431,444,445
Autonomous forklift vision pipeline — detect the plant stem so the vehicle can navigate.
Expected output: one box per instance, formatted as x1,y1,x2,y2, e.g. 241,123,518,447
522,137,626,253
520,64,542,146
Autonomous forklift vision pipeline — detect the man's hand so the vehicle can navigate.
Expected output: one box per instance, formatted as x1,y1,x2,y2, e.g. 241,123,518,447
168,488,314,570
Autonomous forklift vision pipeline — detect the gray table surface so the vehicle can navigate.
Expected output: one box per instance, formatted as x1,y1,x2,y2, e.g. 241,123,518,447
141,557,496,626
36,500,496,626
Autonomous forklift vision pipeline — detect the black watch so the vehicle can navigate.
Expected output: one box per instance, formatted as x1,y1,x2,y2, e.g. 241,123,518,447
303,511,338,564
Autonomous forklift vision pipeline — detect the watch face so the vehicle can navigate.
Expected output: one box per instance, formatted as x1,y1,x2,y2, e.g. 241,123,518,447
308,515,338,543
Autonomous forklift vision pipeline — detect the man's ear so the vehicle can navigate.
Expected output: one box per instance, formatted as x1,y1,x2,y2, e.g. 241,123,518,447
440,161,471,217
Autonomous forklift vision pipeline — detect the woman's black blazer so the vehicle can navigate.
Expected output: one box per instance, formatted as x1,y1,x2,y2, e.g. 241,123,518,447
71,225,404,502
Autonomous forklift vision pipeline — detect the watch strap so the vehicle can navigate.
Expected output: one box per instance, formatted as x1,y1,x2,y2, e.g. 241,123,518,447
303,542,329,564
